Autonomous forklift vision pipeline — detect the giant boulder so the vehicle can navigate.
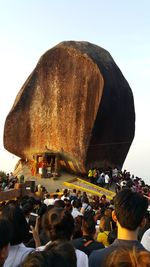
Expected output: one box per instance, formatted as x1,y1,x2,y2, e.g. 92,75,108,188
4,41,135,174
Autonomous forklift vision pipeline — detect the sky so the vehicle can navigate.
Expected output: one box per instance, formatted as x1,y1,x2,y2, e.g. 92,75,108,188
0,0,150,183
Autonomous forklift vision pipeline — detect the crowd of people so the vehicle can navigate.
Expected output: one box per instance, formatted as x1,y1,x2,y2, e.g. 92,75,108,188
0,172,19,191
0,177,150,266
88,167,150,197
0,166,150,267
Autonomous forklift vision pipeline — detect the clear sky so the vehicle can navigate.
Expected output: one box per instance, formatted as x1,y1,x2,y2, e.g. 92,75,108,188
0,0,149,183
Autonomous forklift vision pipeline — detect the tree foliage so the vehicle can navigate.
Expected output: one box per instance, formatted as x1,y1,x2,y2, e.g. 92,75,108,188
0,171,7,181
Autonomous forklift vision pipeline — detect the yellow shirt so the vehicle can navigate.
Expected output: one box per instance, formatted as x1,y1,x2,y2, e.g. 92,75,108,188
97,231,110,247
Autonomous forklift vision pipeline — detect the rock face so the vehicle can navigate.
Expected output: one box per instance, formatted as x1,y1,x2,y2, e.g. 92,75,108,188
4,41,135,174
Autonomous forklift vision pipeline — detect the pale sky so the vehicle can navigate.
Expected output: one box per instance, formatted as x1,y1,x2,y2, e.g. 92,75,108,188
0,0,150,183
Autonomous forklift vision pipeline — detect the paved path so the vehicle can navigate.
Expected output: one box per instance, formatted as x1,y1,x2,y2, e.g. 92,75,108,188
26,173,78,193
14,162,78,193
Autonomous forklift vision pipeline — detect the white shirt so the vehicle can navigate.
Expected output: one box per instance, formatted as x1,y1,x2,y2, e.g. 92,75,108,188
37,242,88,267
61,195,70,201
112,168,118,177
44,198,54,206
71,208,83,218
141,228,150,251
76,249,88,267
120,180,127,187
105,174,110,184
4,243,34,267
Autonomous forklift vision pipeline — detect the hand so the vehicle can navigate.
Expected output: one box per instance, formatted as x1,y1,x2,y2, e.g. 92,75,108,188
30,216,41,248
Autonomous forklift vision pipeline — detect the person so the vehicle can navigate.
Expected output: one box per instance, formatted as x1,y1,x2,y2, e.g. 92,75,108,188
72,212,104,256
54,199,65,208
104,247,150,267
22,240,77,267
69,189,77,202
99,195,110,208
89,188,148,267
88,169,93,184
61,189,70,201
32,207,88,267
71,199,83,219
138,211,150,241
97,213,112,247
80,196,92,215
0,202,35,267
141,228,150,251
0,219,11,266
104,172,110,189
97,173,105,187
44,193,52,206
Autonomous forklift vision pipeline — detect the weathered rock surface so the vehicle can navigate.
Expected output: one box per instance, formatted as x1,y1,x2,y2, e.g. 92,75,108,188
4,41,135,174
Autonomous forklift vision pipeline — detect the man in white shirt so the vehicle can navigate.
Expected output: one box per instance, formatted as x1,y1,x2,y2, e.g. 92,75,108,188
71,199,83,219
105,172,110,189
43,193,53,206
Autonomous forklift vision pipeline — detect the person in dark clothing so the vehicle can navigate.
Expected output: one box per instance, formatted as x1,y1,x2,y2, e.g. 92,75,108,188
138,211,150,241
89,189,148,267
0,219,11,266
72,212,104,256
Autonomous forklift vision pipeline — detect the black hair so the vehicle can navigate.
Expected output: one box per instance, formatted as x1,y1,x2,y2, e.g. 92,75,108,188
54,200,65,209
22,241,76,267
0,219,11,250
38,203,47,217
44,207,74,241
72,215,83,239
46,240,76,267
114,189,148,230
107,228,117,245
22,202,34,216
82,213,96,236
72,199,82,209
1,203,30,245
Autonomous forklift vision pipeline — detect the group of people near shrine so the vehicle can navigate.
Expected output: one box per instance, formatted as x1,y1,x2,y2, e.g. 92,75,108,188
0,172,19,191
88,167,150,198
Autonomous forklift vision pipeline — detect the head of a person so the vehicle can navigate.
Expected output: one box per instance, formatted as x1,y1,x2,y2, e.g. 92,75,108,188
63,189,69,197
0,202,30,245
104,208,112,218
101,195,107,202
104,247,150,267
64,202,72,213
54,200,65,209
22,202,34,218
82,196,89,204
82,212,96,236
43,207,74,241
21,240,76,267
72,199,82,209
72,215,83,239
99,215,112,232
46,240,77,267
45,193,50,199
113,189,148,230
0,219,11,265
53,194,58,200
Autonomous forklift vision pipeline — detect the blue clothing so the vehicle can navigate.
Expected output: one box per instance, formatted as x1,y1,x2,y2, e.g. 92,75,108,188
89,239,146,267
72,235,104,257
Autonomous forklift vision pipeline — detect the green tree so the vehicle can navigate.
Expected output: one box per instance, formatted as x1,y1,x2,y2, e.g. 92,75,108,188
0,171,7,182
